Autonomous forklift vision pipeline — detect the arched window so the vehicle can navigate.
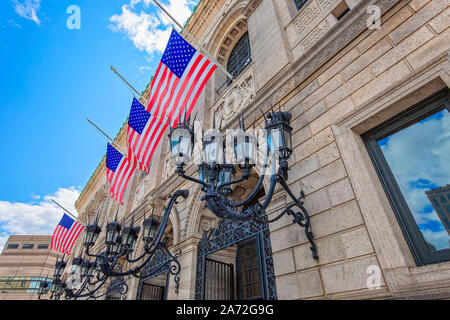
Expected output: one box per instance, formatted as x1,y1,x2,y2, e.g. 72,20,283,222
227,32,252,84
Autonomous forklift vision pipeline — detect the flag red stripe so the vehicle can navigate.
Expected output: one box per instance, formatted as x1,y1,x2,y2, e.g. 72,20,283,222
186,64,217,118
177,57,211,125
146,121,169,168
57,227,68,252
64,223,83,254
168,54,204,124
148,63,167,111
54,226,64,252
66,224,84,255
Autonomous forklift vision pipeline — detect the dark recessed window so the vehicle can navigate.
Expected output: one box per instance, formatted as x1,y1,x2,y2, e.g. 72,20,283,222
337,8,350,20
37,244,49,249
294,0,309,11
363,89,450,266
227,32,252,85
22,244,34,249
7,244,19,249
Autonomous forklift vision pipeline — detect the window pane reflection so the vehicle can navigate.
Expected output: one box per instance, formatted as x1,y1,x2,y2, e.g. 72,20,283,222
377,109,450,251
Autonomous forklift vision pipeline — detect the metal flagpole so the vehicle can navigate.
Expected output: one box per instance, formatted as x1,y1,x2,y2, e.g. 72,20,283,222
151,0,235,81
50,199,84,225
86,118,128,155
110,66,147,103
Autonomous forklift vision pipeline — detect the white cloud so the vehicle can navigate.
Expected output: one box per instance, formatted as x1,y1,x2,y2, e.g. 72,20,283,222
11,0,41,25
109,0,197,57
0,186,81,252
139,65,152,73
8,19,21,28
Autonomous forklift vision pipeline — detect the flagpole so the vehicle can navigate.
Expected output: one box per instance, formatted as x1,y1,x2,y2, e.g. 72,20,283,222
86,118,128,155
50,199,84,225
110,66,147,103
151,0,235,81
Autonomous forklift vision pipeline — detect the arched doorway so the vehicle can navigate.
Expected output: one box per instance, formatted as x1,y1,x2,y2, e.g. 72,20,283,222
194,172,277,300
135,213,180,300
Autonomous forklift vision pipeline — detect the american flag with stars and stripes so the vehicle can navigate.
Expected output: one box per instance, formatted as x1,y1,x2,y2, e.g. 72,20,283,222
106,143,137,204
128,29,217,171
51,214,84,255
127,98,164,172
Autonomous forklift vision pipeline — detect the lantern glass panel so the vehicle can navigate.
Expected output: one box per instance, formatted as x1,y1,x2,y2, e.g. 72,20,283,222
269,128,283,152
143,218,158,242
218,166,234,195
283,127,292,150
199,165,208,183
170,128,193,165
234,132,257,166
203,131,223,164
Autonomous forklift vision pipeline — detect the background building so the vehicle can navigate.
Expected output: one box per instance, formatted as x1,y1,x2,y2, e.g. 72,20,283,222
0,235,57,300
68,0,450,300
426,185,450,237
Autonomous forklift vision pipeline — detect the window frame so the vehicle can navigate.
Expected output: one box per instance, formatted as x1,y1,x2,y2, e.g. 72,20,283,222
226,32,252,85
22,244,34,250
363,89,450,266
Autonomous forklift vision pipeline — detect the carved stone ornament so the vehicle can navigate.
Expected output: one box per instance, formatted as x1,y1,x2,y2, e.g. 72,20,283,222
134,173,151,209
215,71,255,122
162,152,176,182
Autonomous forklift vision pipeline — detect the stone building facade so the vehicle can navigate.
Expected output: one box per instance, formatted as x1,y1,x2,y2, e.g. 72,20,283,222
70,0,450,300
0,235,57,300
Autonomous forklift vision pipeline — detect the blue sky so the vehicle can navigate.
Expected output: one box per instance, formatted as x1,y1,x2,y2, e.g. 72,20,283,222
0,0,199,251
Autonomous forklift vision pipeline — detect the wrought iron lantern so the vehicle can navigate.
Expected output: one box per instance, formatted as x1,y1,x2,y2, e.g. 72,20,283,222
54,258,66,278
110,236,122,255
233,126,257,169
105,217,121,246
266,107,293,179
37,277,51,299
203,130,223,164
120,217,140,251
84,222,101,248
142,207,159,243
169,119,194,165
218,164,236,196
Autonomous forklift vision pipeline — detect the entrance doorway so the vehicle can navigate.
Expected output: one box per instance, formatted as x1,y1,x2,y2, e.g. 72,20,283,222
195,219,277,300
140,282,165,300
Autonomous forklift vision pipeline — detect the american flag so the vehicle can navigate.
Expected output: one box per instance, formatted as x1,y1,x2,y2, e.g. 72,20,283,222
128,29,217,171
51,214,84,255
127,98,164,172
106,143,137,204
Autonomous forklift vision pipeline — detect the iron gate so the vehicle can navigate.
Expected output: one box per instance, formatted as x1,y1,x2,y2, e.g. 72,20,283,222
204,258,234,300
195,218,277,300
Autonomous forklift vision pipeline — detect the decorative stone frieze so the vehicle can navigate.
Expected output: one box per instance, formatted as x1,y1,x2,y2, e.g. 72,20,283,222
214,67,256,123
255,0,400,114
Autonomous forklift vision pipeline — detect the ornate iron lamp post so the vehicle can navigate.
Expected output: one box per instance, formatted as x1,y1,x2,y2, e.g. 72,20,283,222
48,191,188,300
169,106,318,259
